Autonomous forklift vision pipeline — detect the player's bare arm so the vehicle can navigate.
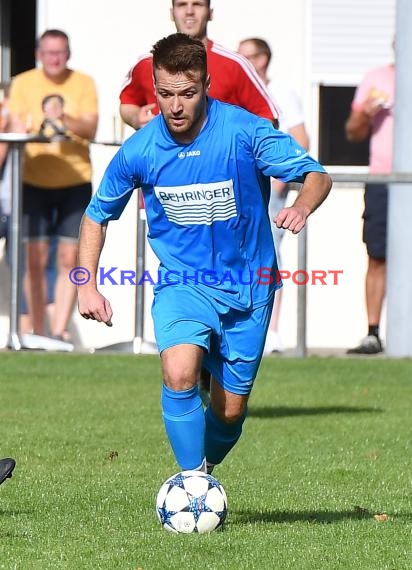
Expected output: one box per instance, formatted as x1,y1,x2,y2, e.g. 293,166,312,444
275,172,332,234
119,103,156,130
77,215,113,326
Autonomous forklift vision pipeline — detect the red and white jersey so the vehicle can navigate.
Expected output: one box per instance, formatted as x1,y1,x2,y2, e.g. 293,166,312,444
120,39,279,122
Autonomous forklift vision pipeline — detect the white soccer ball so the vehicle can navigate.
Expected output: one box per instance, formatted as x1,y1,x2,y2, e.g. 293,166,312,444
156,470,228,533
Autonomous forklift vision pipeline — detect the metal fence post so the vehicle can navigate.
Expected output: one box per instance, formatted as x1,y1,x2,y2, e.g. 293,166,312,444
133,192,146,353
296,224,307,357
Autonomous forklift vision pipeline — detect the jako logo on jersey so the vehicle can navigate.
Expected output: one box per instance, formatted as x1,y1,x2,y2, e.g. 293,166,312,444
178,150,201,159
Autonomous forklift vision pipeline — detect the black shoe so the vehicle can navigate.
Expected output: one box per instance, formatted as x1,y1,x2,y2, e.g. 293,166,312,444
0,458,16,486
347,335,383,355
206,461,215,475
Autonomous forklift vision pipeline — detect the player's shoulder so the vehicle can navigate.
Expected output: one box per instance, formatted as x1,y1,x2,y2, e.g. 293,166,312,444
137,52,153,64
210,97,262,127
207,39,249,71
121,53,153,91
131,52,153,71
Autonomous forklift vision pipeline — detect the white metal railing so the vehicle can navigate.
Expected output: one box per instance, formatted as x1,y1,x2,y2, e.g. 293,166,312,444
6,158,412,354
295,171,412,357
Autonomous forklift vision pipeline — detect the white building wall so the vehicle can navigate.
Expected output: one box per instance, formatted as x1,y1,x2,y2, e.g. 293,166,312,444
311,0,395,81
0,0,396,351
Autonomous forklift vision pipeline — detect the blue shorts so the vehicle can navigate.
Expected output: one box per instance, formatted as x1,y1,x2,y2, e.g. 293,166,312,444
152,284,274,395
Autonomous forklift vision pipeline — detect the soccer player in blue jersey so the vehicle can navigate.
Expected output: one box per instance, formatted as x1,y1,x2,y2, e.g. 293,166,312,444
77,33,332,475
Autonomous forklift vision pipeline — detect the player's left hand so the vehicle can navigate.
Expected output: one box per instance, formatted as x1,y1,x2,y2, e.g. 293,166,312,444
274,205,310,234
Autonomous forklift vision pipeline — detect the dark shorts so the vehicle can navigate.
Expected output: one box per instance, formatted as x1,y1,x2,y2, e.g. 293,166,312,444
23,182,92,241
362,183,388,260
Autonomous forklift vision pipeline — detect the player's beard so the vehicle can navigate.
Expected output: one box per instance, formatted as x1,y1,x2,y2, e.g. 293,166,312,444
165,100,207,143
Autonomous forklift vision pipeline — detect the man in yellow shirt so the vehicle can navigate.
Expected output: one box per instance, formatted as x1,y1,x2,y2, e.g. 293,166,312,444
8,29,98,341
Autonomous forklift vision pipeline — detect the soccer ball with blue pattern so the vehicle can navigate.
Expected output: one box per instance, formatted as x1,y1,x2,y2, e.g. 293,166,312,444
156,470,228,533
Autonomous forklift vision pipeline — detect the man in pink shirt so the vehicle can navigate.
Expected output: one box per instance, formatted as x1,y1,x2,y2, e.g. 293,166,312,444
345,62,395,354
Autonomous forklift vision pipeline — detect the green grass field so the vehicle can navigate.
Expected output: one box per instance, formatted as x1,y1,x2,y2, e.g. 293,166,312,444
0,352,411,569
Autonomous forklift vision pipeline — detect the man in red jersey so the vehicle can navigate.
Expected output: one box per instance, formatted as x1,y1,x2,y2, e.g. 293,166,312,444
119,0,279,130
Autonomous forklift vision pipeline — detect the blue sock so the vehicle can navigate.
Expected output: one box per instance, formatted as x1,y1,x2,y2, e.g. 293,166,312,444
161,384,205,471
204,405,247,466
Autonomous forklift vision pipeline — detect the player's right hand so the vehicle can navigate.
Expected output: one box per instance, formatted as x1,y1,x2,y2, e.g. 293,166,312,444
137,103,156,128
78,289,113,327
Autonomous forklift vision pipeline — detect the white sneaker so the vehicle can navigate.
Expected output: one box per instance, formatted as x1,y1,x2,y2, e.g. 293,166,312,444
346,335,383,355
264,330,283,354
21,333,74,352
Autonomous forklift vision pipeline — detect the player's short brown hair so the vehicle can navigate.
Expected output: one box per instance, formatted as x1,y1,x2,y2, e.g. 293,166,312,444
152,33,207,83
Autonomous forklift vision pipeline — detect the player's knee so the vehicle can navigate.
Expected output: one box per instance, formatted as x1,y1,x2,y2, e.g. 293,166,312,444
163,371,197,392
212,404,246,425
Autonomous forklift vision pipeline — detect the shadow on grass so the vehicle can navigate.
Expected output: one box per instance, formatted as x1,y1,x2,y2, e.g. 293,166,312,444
0,509,33,516
235,508,378,525
248,405,383,419
0,508,33,538
0,530,29,539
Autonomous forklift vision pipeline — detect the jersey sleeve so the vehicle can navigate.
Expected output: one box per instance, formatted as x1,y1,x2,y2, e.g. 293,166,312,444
252,120,326,182
119,56,155,106
351,71,375,112
233,58,279,121
86,148,137,223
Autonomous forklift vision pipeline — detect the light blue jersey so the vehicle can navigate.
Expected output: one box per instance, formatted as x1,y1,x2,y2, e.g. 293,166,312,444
86,98,326,310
